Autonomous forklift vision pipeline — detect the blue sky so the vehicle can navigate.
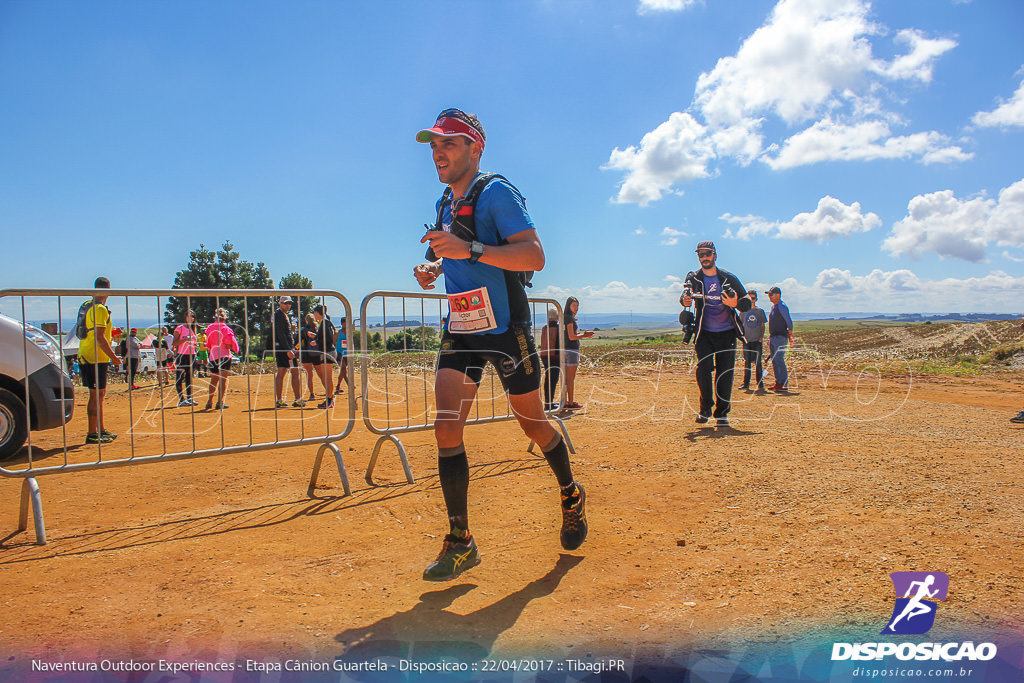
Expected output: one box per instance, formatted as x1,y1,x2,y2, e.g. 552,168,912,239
1,0,1022,314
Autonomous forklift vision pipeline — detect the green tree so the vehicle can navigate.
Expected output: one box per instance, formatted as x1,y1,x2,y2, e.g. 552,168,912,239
165,242,274,350
385,326,439,352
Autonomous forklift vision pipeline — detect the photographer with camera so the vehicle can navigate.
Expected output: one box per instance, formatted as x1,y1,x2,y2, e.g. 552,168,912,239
679,241,751,428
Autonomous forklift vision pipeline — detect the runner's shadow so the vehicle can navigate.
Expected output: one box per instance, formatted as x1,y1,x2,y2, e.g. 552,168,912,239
334,554,584,663
683,426,758,443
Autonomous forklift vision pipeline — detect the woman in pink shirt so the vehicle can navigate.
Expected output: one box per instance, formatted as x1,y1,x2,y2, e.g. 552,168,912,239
204,308,239,410
172,310,198,407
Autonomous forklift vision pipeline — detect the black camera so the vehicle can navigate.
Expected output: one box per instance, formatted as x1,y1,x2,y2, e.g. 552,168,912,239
679,309,696,344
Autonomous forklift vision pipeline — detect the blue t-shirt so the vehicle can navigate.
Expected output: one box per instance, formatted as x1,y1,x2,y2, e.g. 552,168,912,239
701,273,735,332
434,174,535,334
335,331,348,357
740,307,767,342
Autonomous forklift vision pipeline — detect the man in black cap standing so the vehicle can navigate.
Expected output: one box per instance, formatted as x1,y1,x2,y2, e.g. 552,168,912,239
272,296,303,408
680,241,751,428
766,286,795,391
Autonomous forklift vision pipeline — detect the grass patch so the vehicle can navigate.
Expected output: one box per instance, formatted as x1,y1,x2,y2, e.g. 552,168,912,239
978,340,1024,364
908,357,982,376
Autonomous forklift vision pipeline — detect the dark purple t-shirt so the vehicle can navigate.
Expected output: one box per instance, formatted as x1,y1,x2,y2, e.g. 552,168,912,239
701,273,734,332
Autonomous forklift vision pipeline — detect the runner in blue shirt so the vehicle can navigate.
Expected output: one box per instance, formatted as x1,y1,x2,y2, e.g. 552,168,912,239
413,108,588,581
333,316,350,395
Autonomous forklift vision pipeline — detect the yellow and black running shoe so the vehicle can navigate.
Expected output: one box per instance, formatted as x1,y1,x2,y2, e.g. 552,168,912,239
560,482,588,551
422,534,481,582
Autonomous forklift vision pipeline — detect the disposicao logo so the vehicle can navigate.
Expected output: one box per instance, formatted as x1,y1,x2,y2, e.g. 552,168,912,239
882,571,949,635
831,571,998,663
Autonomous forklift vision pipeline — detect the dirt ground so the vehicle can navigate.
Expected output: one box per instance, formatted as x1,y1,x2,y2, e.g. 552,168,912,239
1,360,1022,676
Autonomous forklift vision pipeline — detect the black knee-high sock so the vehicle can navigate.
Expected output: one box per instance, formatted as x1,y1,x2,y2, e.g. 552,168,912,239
541,435,574,489
437,450,470,537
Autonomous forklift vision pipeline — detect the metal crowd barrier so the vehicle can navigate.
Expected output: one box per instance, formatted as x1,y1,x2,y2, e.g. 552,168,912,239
358,291,574,484
0,288,356,544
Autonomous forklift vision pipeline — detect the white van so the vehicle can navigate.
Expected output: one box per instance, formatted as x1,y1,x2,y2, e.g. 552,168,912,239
0,313,75,460
114,348,158,377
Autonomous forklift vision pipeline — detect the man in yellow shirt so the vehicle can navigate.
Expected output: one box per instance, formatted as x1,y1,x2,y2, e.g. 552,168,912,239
77,277,122,444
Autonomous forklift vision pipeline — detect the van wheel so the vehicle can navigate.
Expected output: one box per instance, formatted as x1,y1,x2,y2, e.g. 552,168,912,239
0,389,28,462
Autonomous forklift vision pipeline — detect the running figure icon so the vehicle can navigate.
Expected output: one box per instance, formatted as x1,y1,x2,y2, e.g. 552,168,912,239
886,574,938,631
882,571,949,635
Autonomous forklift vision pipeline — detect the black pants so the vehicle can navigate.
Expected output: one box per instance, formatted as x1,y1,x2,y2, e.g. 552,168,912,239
542,356,561,407
175,355,193,400
694,329,737,418
742,339,763,387
127,357,140,386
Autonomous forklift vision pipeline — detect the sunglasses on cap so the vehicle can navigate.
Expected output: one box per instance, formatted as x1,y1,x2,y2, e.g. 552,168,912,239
438,108,477,127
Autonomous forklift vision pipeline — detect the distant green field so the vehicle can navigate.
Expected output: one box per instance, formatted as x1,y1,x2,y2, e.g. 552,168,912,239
787,319,925,333
583,319,925,345
585,327,680,344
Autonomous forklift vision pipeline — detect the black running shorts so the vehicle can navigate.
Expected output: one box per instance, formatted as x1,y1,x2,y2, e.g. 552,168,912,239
80,362,108,390
209,357,232,374
274,350,298,369
311,349,337,366
435,326,541,396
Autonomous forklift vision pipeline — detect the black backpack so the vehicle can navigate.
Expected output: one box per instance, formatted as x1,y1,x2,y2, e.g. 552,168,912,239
75,300,94,339
426,172,534,326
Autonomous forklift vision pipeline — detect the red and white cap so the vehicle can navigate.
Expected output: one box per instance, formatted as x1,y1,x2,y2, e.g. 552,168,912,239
416,108,485,149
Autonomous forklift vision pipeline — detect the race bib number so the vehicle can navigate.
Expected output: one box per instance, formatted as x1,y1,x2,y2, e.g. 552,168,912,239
447,287,498,334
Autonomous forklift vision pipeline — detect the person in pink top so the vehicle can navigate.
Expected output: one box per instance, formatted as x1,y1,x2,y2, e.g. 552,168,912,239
172,310,198,407
204,308,240,410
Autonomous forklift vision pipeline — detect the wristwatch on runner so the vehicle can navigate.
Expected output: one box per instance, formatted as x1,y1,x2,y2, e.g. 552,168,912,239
468,240,485,264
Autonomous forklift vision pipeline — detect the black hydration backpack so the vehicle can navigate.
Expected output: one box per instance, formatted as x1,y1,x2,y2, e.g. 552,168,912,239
426,172,534,326
75,300,94,339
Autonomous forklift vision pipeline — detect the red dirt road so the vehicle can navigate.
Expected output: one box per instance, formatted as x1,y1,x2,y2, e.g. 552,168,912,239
1,365,1022,672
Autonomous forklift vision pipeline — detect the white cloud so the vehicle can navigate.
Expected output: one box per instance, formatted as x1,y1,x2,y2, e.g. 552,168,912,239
634,227,648,235
722,195,881,242
661,227,689,246
812,267,922,293
764,118,971,170
605,112,715,205
606,0,963,203
749,268,1024,312
638,0,701,13
694,0,882,127
695,1,956,126
876,29,957,83
986,179,1024,245
534,280,686,313
883,178,1024,262
535,269,1024,313
720,213,780,241
710,120,765,165
972,77,1024,129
